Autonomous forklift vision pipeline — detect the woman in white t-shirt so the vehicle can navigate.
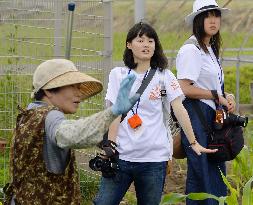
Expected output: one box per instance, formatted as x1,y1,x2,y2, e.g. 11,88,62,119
176,0,236,204
94,22,216,205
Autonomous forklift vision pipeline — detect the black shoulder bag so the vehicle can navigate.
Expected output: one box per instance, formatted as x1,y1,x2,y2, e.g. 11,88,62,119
191,97,246,163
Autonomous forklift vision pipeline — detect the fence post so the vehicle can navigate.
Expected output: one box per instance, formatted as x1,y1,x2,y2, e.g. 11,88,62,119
0,138,7,153
250,82,253,104
135,0,145,23
54,0,63,58
65,3,75,60
235,58,240,113
103,0,113,108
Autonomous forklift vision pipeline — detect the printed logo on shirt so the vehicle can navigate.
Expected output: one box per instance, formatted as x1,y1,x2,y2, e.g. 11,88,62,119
149,85,161,100
170,79,180,90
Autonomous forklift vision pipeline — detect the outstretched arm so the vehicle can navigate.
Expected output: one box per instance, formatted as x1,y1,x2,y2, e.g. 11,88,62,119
171,97,217,155
55,74,139,149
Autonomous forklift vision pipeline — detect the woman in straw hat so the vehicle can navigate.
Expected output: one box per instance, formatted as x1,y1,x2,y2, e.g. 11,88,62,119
4,59,140,205
176,0,236,204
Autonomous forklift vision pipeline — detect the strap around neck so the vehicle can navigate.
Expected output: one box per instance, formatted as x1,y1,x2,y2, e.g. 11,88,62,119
120,67,157,122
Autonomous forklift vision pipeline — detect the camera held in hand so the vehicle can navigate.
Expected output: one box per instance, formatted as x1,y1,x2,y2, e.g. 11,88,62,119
89,138,119,178
214,108,248,130
89,155,119,178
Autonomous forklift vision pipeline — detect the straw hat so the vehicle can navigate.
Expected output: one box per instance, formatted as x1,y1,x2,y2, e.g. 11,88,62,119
185,0,229,26
32,59,103,100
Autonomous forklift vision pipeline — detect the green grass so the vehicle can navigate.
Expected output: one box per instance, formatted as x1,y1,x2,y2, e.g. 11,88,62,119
113,31,253,61
0,151,10,200
79,169,100,204
224,66,253,103
1,23,253,63
0,23,105,64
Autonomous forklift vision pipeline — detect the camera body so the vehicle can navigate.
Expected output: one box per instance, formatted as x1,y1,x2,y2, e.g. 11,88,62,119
214,109,248,130
89,155,119,178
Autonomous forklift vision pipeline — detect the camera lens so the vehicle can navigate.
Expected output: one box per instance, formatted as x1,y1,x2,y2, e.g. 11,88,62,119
227,113,248,127
89,156,103,171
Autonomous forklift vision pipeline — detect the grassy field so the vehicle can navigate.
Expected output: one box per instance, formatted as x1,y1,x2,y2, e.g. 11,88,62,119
113,31,253,61
1,24,253,62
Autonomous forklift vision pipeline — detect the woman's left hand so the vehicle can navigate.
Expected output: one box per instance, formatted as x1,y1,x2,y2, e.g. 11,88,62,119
191,142,218,155
226,94,236,113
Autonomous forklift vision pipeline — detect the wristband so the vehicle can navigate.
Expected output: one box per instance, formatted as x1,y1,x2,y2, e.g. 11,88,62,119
189,139,197,147
226,93,235,99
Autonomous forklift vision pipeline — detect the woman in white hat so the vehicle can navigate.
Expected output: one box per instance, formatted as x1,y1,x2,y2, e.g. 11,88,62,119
176,0,236,204
4,59,139,205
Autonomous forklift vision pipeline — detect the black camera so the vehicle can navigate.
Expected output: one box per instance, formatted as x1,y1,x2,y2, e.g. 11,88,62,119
89,138,119,178
214,109,248,130
89,155,119,178
226,113,248,127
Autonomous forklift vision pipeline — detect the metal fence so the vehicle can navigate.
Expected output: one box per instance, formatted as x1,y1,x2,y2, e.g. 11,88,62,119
0,0,112,202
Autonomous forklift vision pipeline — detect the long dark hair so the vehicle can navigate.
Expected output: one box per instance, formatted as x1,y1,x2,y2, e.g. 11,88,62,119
123,22,168,70
193,9,222,58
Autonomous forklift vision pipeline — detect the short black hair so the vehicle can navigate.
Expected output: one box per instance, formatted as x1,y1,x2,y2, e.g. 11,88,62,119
33,87,60,100
123,22,168,70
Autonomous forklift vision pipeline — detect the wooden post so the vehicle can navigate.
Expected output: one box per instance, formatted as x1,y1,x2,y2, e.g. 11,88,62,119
0,138,7,153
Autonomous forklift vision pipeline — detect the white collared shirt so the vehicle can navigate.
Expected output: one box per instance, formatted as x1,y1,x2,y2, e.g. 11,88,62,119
176,36,224,110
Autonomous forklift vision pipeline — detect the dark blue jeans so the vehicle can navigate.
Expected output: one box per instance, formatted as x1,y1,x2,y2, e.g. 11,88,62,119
182,99,227,205
93,159,167,205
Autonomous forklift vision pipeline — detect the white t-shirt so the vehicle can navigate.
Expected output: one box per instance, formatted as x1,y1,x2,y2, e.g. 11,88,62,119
176,36,224,110
105,67,183,162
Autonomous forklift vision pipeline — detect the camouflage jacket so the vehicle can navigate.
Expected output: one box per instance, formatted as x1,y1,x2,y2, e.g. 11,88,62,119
5,106,81,205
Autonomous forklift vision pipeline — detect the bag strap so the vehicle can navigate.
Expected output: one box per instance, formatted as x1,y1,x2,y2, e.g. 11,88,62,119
183,38,200,50
120,67,157,122
159,70,180,138
183,38,210,131
191,99,214,138
159,70,178,122
136,67,157,95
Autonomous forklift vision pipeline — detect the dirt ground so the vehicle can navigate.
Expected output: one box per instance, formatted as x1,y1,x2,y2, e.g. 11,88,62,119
76,151,187,204
164,160,187,194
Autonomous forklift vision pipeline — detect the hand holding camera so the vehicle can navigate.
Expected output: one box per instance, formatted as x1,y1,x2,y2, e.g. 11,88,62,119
214,107,248,130
211,90,248,130
215,92,236,113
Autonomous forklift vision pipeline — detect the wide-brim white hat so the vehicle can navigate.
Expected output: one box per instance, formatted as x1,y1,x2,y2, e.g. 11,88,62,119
32,59,103,100
185,0,229,26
